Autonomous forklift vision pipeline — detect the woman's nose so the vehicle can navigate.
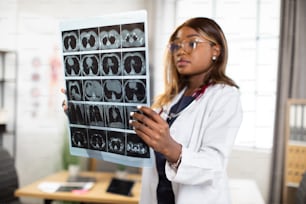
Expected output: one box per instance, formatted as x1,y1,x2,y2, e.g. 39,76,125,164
176,46,186,56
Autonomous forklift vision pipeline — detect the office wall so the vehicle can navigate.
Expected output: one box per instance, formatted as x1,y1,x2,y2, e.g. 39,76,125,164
228,148,272,203
0,1,272,203
0,0,18,50
1,1,147,203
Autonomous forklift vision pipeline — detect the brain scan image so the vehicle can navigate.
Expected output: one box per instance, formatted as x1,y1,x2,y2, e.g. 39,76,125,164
99,26,121,50
101,53,121,76
62,30,79,52
68,102,86,125
108,132,125,155
80,28,99,51
83,80,103,101
64,55,80,76
124,79,146,103
103,79,123,102
85,104,105,126
81,54,100,76
88,129,107,151
67,80,83,101
121,23,145,48
105,105,125,129
61,14,151,165
71,127,88,148
122,51,146,75
126,133,150,158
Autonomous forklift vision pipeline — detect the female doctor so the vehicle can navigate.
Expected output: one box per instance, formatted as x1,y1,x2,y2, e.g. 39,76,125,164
129,17,242,204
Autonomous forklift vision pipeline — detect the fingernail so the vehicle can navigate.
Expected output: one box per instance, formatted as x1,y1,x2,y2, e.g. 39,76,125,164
130,112,134,116
137,105,142,109
129,120,133,124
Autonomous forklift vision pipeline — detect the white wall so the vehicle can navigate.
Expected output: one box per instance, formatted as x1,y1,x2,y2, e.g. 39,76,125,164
0,0,18,50
228,148,272,203
1,1,147,203
0,1,272,203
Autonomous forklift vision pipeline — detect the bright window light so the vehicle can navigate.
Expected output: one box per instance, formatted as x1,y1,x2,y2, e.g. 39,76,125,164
176,0,280,149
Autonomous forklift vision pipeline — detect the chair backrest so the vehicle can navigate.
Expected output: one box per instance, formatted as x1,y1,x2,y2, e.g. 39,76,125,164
0,147,20,203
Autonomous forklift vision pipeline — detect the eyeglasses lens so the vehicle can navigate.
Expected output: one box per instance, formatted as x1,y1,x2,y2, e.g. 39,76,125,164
169,40,199,54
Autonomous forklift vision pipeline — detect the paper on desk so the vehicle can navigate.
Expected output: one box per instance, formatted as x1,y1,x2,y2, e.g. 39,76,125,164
38,182,61,193
38,182,94,193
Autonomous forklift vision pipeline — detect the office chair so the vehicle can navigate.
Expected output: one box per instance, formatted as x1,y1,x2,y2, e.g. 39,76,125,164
0,146,23,204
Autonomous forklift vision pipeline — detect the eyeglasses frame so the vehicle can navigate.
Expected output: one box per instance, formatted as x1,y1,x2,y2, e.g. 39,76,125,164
167,37,215,54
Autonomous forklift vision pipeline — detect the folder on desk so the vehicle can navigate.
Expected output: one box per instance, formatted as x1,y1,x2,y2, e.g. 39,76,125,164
38,181,94,193
106,178,134,196
67,175,96,182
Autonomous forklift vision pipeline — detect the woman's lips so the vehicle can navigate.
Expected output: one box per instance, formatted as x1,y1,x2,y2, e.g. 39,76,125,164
176,59,190,67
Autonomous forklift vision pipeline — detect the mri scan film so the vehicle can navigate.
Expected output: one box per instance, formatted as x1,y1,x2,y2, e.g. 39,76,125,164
60,11,152,167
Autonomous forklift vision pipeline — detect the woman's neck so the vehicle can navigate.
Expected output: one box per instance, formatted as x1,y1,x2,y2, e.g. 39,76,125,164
184,83,204,96
184,76,207,96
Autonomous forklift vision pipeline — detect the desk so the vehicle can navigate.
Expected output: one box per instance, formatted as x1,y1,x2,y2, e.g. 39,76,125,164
15,171,142,204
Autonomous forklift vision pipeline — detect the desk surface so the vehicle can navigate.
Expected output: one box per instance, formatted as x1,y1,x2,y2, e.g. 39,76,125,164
15,171,142,204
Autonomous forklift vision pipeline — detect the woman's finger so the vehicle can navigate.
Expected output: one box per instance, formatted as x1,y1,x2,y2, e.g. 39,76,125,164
137,106,166,124
130,111,159,132
61,88,66,94
130,114,158,137
61,100,68,111
129,120,155,147
132,106,168,133
60,88,68,112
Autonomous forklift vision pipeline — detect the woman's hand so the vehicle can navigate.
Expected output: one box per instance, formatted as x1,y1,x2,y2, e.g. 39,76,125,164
61,88,68,112
129,106,182,163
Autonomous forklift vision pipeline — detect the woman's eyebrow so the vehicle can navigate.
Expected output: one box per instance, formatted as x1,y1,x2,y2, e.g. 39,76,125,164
186,34,200,38
173,34,200,41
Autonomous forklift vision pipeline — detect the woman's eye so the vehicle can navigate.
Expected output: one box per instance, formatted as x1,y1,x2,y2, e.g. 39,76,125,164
189,41,197,49
170,43,180,52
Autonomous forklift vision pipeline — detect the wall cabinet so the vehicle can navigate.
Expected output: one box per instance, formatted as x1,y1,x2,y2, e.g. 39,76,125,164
283,99,306,203
0,50,18,157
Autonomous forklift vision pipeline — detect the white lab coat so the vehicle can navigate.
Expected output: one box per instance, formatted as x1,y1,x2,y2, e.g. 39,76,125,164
139,84,243,204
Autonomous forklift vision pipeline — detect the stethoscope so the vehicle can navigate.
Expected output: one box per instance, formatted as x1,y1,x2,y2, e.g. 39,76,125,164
158,83,211,120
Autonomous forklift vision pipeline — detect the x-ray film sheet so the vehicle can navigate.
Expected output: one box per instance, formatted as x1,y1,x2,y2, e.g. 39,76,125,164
60,10,153,167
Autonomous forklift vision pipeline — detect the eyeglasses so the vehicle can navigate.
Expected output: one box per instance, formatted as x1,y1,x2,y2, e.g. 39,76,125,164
168,38,211,54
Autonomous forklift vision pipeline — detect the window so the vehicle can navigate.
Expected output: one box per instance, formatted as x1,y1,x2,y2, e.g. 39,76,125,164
175,0,280,149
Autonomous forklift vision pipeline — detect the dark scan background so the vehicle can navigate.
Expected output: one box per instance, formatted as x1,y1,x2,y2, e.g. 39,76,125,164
62,20,150,161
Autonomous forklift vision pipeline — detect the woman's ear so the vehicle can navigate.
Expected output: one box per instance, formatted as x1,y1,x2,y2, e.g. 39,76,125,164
213,44,221,57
